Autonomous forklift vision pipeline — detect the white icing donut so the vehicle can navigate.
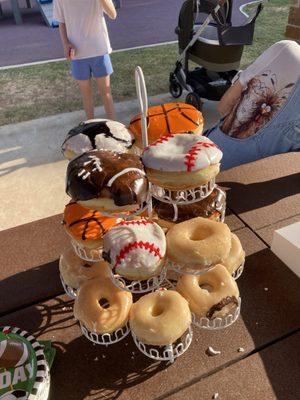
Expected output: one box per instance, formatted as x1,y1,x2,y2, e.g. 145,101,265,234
62,119,134,159
102,219,166,280
142,133,222,172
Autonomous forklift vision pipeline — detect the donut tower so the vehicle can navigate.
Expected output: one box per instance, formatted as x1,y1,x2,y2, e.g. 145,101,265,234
58,67,245,363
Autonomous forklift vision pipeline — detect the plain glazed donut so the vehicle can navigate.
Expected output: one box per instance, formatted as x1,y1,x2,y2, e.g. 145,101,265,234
62,119,135,159
129,103,204,149
74,263,132,334
102,218,166,280
142,134,222,190
129,290,191,346
176,264,239,319
59,247,107,289
166,217,231,270
223,233,245,275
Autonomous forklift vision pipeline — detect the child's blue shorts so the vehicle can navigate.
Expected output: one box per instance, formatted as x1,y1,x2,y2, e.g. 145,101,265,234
71,54,113,80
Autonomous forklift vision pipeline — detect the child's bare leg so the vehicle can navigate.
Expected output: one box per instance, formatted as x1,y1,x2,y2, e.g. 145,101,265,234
78,79,94,119
95,75,116,120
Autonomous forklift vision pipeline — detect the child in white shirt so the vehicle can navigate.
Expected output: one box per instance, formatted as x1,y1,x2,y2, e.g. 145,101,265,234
54,0,117,120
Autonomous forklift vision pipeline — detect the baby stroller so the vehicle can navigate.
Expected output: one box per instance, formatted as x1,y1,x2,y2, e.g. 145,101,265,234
169,0,264,109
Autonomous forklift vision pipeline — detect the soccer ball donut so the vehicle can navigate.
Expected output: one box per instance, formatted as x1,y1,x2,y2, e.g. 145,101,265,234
62,119,135,159
129,103,204,149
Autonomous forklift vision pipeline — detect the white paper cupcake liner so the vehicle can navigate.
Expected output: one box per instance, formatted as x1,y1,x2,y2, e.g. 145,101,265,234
151,178,216,206
131,325,193,363
231,261,245,280
192,297,241,330
80,321,130,346
60,274,77,299
71,239,103,262
109,266,167,294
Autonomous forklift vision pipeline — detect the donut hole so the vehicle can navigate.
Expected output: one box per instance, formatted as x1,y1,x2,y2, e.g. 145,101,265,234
151,304,164,317
199,283,213,293
189,227,212,241
99,298,110,309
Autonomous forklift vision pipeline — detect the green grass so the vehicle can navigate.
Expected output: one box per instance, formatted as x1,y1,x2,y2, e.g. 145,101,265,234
0,0,290,126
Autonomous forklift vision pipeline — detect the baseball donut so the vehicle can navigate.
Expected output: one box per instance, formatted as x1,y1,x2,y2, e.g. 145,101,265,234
142,134,222,190
130,290,191,346
166,217,232,270
102,218,166,280
0,339,28,369
74,263,133,334
66,150,149,214
63,202,118,249
62,119,134,159
129,103,204,149
176,264,240,319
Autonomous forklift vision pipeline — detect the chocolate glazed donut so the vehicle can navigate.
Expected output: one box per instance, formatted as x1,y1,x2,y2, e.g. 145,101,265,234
66,150,149,207
153,188,225,222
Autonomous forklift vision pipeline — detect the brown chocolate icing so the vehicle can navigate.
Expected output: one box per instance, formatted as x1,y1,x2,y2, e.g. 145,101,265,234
153,188,222,222
66,150,149,207
206,296,238,319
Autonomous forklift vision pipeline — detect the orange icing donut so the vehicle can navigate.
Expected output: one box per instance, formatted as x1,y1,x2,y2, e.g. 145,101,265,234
129,103,204,148
63,202,118,249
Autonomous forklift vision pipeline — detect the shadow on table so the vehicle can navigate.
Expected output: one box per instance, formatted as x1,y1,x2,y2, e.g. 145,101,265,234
0,260,63,316
219,172,300,214
238,248,300,399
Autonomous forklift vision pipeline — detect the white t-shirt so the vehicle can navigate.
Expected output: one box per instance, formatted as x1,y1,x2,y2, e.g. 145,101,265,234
222,40,300,138
53,0,112,60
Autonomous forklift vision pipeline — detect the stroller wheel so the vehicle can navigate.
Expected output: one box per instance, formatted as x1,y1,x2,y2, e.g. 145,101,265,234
186,92,203,111
169,81,183,99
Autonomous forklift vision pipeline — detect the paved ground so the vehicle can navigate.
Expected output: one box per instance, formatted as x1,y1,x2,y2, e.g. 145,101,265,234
0,0,182,67
0,93,219,231
0,0,251,67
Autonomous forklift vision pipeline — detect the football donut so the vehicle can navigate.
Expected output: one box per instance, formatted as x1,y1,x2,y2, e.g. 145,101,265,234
66,150,149,214
62,119,135,159
129,103,204,149
0,390,28,400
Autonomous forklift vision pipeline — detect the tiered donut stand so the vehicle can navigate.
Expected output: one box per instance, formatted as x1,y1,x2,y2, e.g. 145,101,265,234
60,66,244,363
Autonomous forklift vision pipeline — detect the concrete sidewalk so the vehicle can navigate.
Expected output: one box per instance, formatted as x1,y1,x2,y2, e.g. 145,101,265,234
0,93,219,231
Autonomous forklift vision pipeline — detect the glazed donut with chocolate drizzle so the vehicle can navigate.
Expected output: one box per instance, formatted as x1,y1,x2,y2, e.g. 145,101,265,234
176,264,240,319
63,202,118,249
102,218,166,280
62,119,135,159
142,133,222,190
129,103,204,149
66,150,149,214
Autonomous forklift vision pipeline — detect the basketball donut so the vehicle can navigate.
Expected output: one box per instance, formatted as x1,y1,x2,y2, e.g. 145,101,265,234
142,133,222,190
63,202,118,250
102,218,166,280
62,119,135,159
66,150,149,214
129,103,204,149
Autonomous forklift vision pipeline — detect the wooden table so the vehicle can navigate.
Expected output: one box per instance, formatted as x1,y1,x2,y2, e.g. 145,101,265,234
1,153,300,400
